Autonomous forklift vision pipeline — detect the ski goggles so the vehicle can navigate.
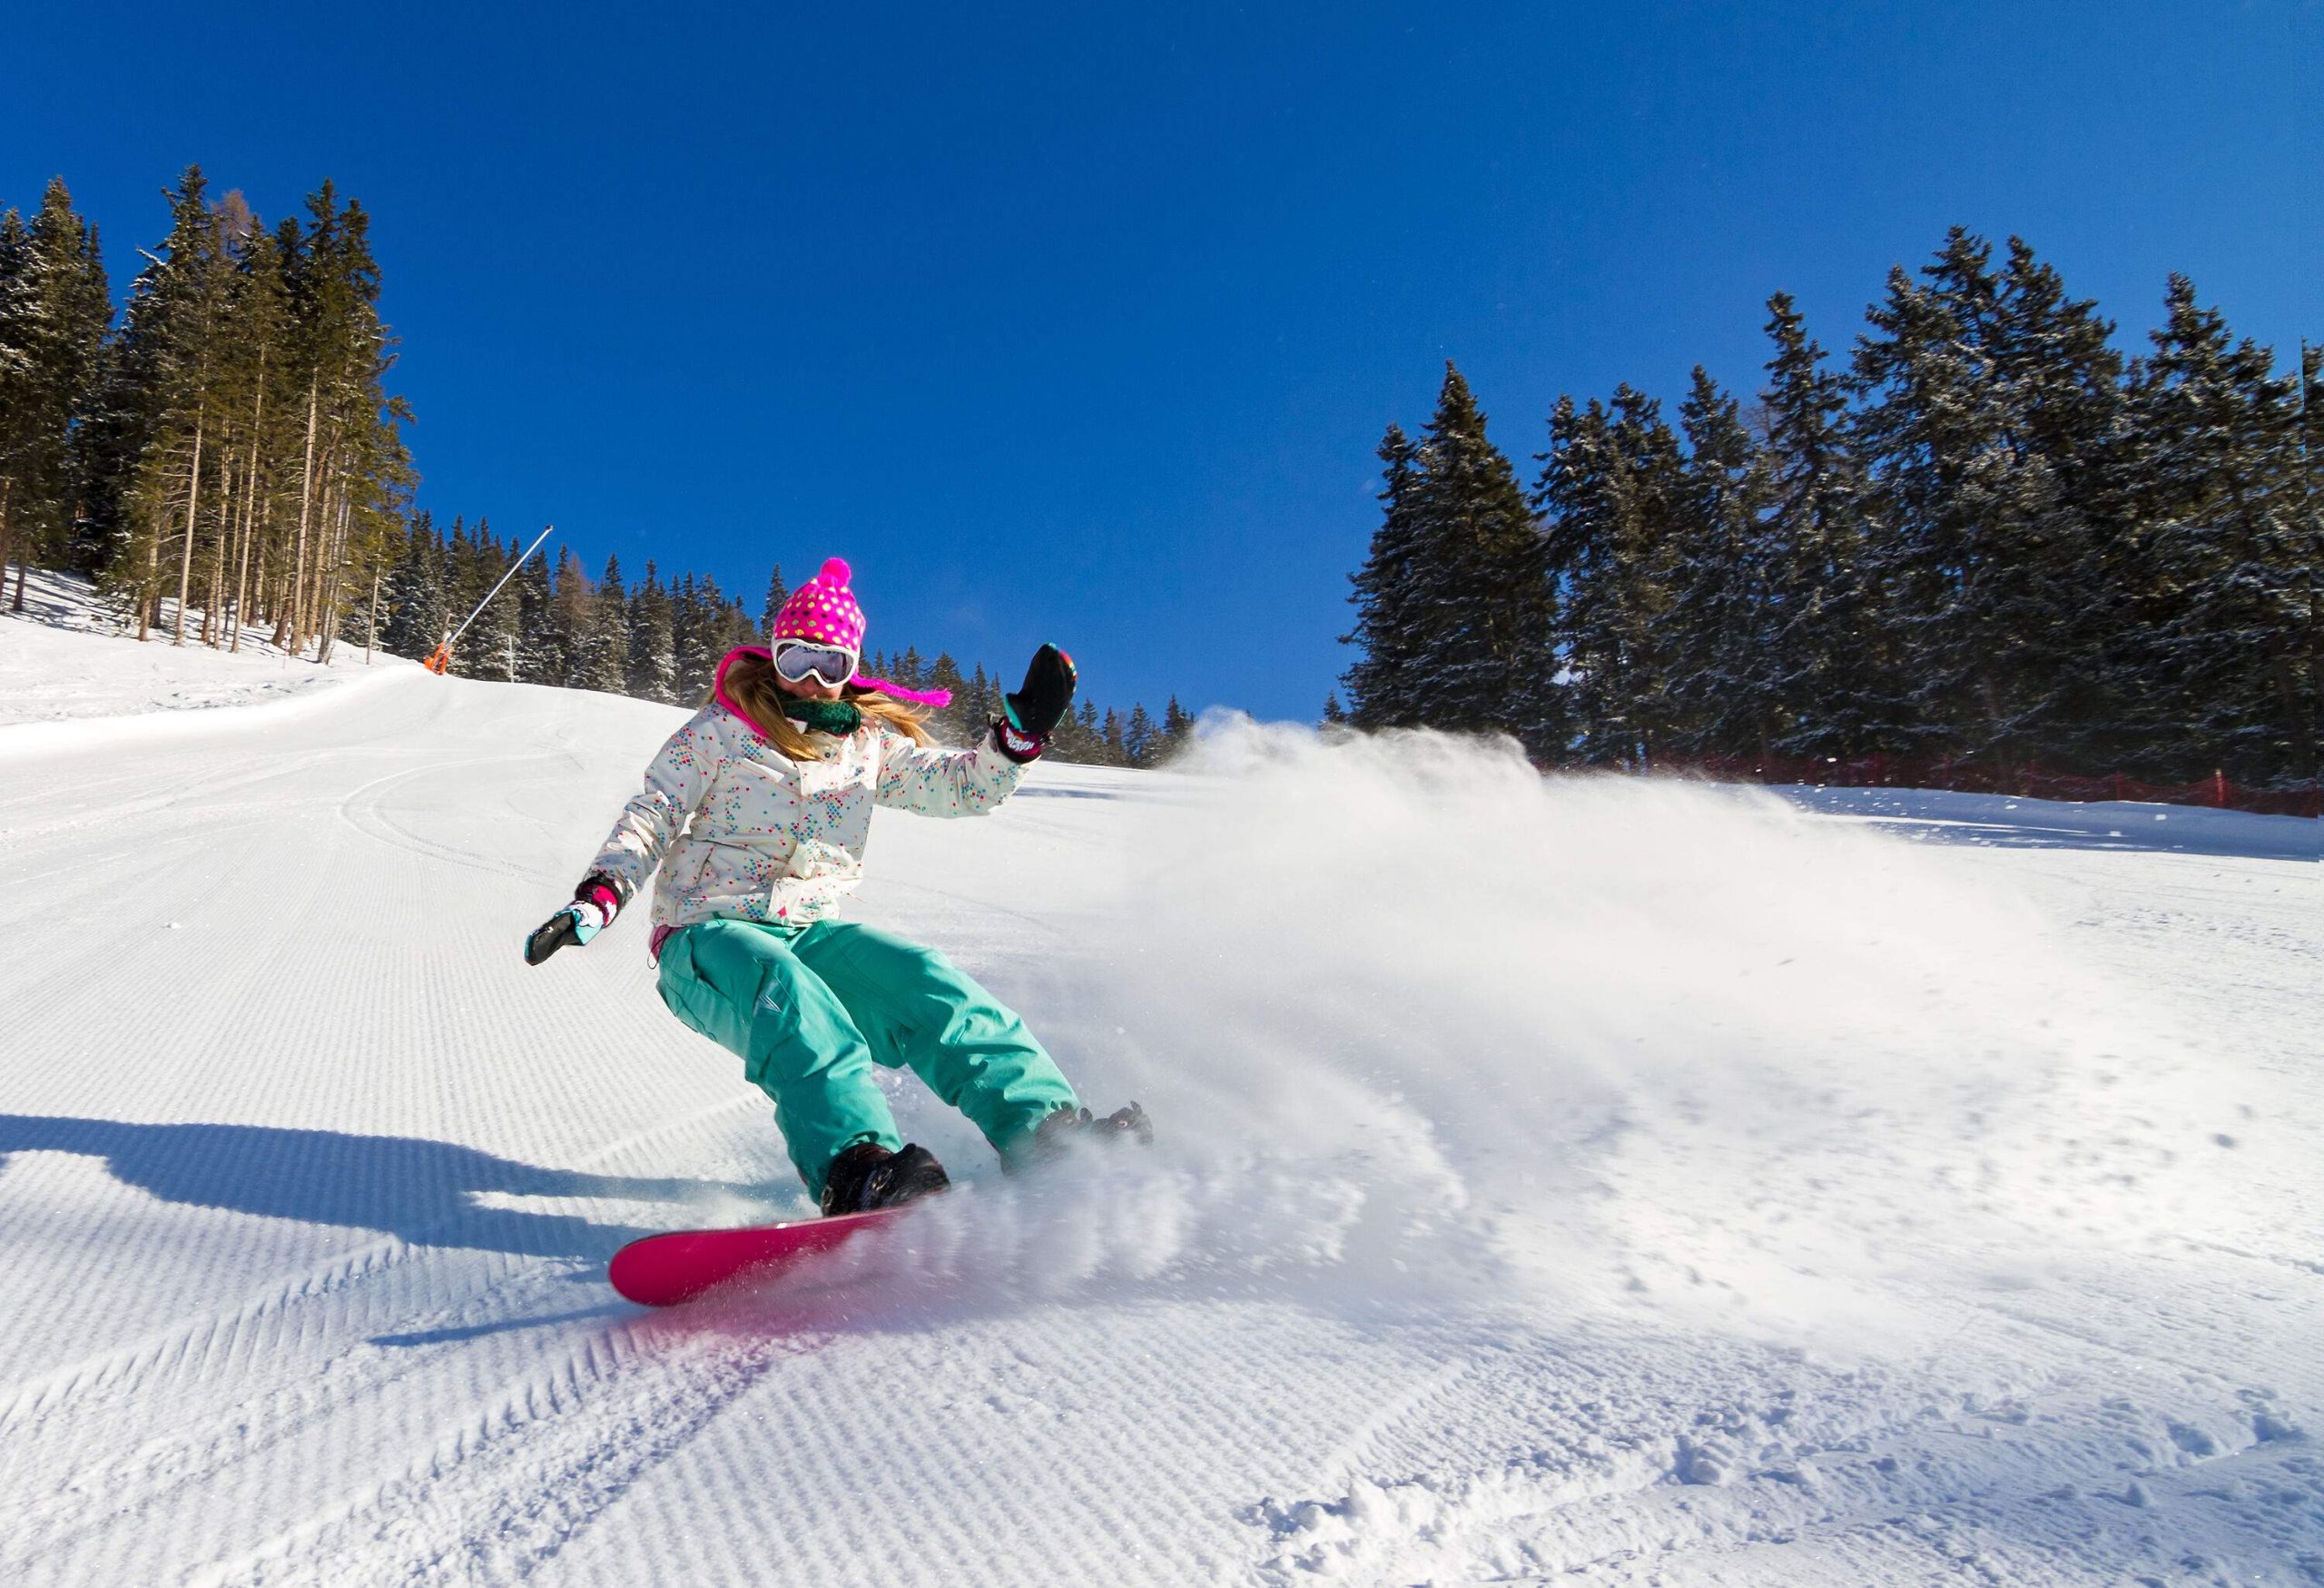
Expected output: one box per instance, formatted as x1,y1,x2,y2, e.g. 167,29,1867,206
772,639,859,687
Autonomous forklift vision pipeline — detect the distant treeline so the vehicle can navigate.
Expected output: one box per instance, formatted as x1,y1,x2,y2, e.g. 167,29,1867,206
379,516,1196,767
0,168,1188,767
0,168,407,656
1338,230,2321,789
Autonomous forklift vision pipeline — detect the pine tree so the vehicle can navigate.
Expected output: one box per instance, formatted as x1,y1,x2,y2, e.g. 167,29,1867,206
463,521,522,679
1852,231,2106,764
431,513,476,666
625,560,678,702
1414,365,1558,747
213,214,292,650
549,546,596,688
0,178,110,610
1161,695,1196,755
515,544,565,685
1536,395,1618,757
1535,387,1687,764
1052,699,1101,763
927,651,968,741
2300,343,2324,774
2119,277,2315,783
272,182,410,659
1760,290,1882,755
566,553,629,693
1125,702,1158,764
1668,367,1777,756
379,511,448,658
98,167,235,640
1604,385,1689,761
672,573,735,702
721,589,759,660
1346,368,1560,750
1340,422,1428,728
760,564,788,638
1988,236,2135,765
962,663,996,740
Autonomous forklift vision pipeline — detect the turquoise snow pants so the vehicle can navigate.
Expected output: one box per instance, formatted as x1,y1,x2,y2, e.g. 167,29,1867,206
655,918,1078,1199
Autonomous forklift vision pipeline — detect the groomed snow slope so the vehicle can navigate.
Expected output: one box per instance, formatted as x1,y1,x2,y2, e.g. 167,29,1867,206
0,628,2318,1587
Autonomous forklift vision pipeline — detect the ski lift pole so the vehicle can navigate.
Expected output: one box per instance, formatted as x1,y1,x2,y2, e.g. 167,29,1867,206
426,523,556,675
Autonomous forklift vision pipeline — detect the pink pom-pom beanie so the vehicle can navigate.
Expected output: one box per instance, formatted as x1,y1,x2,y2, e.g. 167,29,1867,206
772,557,867,655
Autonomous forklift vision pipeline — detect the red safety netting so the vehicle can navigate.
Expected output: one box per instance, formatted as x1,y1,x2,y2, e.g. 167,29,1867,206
1644,752,2320,819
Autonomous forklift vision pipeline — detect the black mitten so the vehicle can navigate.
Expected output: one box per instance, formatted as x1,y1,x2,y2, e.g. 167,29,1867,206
994,643,1077,764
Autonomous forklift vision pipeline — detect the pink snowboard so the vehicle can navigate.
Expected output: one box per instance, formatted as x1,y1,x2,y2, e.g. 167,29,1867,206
610,1206,911,1307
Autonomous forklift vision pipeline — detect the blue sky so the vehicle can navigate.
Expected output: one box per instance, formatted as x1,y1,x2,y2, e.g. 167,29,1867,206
5,3,2315,722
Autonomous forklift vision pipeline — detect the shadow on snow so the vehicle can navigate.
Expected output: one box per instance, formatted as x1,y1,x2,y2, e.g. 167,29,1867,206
1765,784,2319,863
0,1114,746,1263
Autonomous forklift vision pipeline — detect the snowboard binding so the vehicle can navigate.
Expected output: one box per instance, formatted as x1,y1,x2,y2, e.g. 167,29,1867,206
1007,1102,1154,1173
820,1141,951,1217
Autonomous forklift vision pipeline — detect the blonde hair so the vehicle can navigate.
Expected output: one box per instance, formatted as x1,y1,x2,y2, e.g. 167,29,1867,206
710,649,935,764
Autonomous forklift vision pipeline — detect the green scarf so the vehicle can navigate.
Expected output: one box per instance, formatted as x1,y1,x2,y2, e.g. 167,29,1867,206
783,696,862,737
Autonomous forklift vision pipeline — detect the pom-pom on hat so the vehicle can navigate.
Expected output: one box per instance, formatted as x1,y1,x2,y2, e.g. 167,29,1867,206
772,557,867,655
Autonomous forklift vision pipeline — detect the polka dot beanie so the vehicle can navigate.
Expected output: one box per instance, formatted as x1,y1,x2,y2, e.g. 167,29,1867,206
772,557,867,655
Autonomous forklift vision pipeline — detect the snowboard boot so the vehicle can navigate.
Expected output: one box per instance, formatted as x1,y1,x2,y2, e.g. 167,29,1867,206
820,1141,951,1217
1005,1102,1154,1173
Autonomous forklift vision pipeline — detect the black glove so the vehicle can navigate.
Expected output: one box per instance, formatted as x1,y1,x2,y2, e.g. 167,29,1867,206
993,643,1076,764
524,873,625,966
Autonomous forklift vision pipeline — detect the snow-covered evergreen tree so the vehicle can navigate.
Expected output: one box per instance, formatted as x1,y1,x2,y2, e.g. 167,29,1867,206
625,561,678,702
2119,276,2316,783
1760,291,1882,756
514,543,564,685
1536,394,1619,757
1852,231,2107,764
1412,366,1558,748
1161,695,1196,756
1346,367,1558,752
566,554,628,694
1668,367,1777,757
1537,386,1686,764
379,511,448,660
0,179,109,609
463,521,523,681
1339,422,1427,729
671,574,745,703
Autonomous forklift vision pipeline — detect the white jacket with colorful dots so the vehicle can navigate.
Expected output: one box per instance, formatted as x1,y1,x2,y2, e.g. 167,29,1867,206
588,681,1023,938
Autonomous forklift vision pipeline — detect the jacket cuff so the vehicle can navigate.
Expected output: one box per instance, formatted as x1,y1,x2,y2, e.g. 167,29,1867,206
991,717,1046,764
576,873,628,916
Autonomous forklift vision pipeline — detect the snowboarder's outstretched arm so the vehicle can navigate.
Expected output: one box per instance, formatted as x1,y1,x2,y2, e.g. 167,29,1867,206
526,708,728,963
588,707,729,890
875,644,1077,817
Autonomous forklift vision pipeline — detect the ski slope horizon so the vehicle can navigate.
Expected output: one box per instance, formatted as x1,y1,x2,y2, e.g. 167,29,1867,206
1,601,2318,1585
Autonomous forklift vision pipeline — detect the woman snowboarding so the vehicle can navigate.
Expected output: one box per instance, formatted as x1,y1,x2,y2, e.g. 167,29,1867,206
526,557,1147,1216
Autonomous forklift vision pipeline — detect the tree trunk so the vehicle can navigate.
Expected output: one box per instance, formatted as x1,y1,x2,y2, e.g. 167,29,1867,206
251,540,269,651
231,342,268,655
327,486,355,660
285,374,320,651
311,470,342,660
139,506,162,642
206,443,232,646
366,566,380,662
173,416,205,645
